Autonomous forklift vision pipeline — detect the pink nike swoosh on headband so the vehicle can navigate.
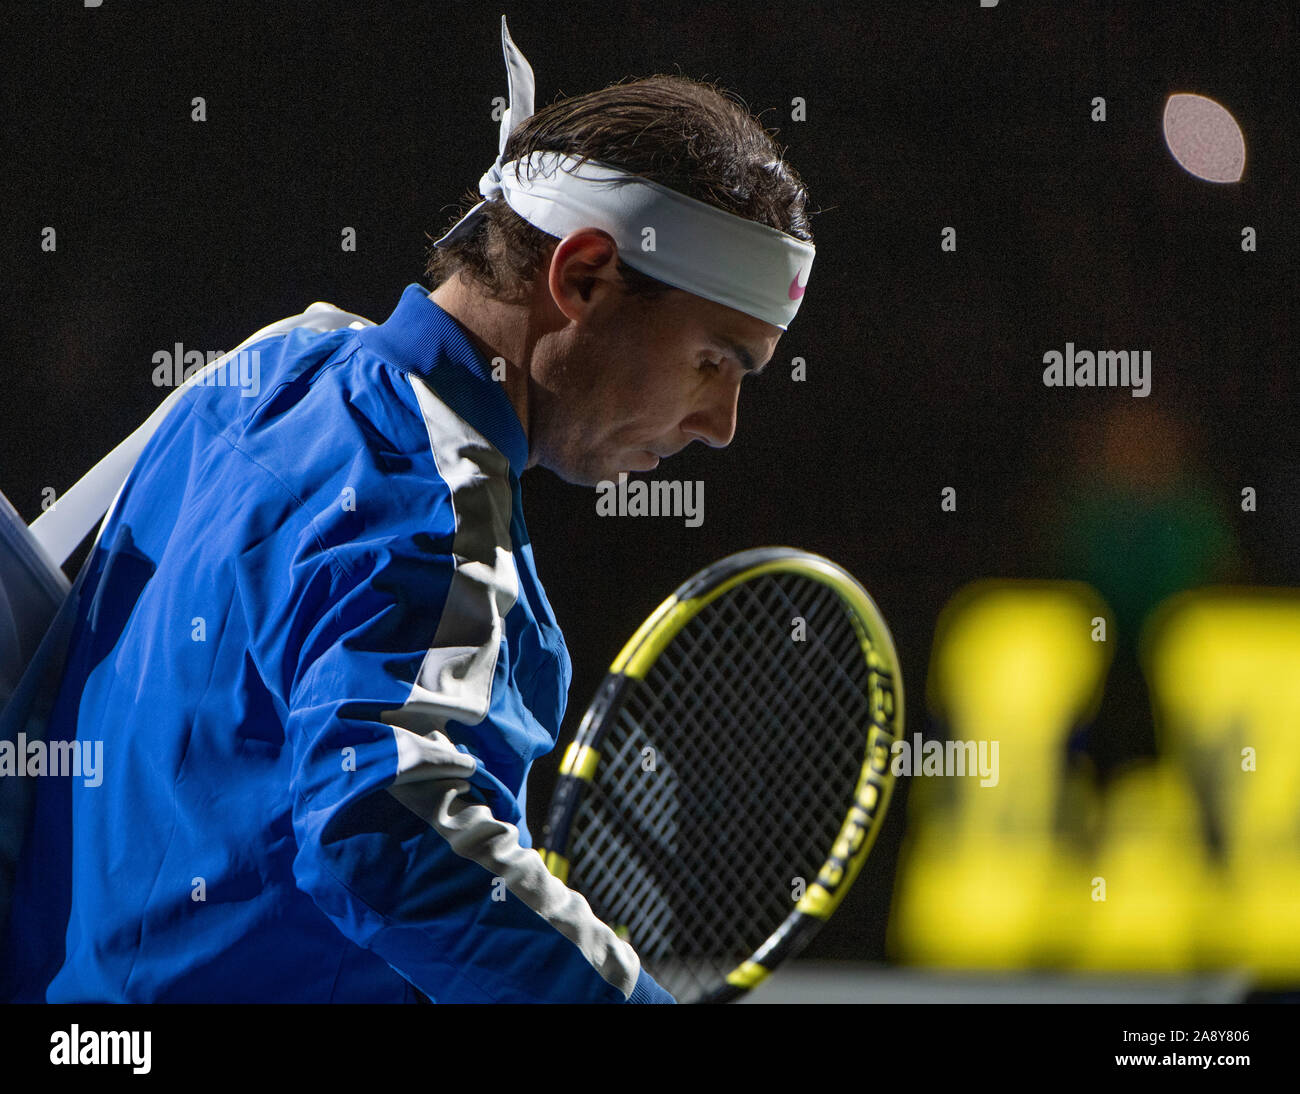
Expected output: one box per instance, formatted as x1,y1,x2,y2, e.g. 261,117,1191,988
789,267,809,300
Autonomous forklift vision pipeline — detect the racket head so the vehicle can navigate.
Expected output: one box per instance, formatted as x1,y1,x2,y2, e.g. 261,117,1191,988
538,546,903,1003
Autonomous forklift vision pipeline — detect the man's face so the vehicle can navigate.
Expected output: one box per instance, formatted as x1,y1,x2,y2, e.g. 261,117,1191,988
529,236,783,486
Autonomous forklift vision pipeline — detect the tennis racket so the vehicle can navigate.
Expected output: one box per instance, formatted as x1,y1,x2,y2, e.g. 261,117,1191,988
537,546,902,1003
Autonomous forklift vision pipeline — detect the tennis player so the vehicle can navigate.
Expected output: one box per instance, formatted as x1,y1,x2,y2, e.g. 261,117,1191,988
0,16,815,1002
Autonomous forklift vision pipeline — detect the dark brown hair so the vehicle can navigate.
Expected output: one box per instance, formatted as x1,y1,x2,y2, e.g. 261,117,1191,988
425,73,815,302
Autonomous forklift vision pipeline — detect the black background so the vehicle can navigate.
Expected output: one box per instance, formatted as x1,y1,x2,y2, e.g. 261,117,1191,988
1,0,1294,961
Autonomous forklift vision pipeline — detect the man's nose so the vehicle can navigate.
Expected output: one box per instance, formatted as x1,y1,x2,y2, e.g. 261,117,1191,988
683,377,741,448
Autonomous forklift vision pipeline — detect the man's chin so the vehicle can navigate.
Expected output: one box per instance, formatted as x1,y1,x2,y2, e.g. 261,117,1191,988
548,462,619,489
547,450,661,487
616,450,661,474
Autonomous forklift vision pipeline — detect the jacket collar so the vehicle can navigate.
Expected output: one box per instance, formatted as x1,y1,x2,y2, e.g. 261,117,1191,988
358,283,529,477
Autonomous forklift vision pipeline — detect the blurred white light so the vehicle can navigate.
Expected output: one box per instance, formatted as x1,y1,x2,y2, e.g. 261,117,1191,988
1162,93,1246,182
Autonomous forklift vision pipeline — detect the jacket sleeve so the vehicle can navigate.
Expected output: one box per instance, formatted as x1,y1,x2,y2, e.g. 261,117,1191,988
282,531,674,1004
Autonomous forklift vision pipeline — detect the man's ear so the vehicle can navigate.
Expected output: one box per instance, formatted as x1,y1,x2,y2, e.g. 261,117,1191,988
546,228,623,323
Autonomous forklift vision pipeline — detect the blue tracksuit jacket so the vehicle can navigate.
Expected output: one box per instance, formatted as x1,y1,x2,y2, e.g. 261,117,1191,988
0,283,673,1003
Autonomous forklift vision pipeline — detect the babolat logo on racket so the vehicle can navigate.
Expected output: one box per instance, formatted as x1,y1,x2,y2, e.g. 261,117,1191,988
804,721,896,909
796,632,900,910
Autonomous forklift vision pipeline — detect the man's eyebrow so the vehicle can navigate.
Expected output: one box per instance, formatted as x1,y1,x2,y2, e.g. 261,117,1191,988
710,335,765,374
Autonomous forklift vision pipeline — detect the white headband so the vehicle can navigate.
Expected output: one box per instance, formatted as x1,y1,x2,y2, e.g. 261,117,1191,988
432,15,815,330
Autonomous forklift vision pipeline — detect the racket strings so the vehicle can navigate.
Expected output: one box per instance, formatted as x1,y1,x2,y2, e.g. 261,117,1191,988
630,588,832,871
662,627,832,893
565,572,878,1002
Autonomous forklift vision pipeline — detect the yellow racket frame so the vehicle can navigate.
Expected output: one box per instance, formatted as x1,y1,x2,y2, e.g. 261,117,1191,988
539,547,903,1000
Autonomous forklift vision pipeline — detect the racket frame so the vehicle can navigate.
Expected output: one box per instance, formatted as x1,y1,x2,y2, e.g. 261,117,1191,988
538,547,903,1003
